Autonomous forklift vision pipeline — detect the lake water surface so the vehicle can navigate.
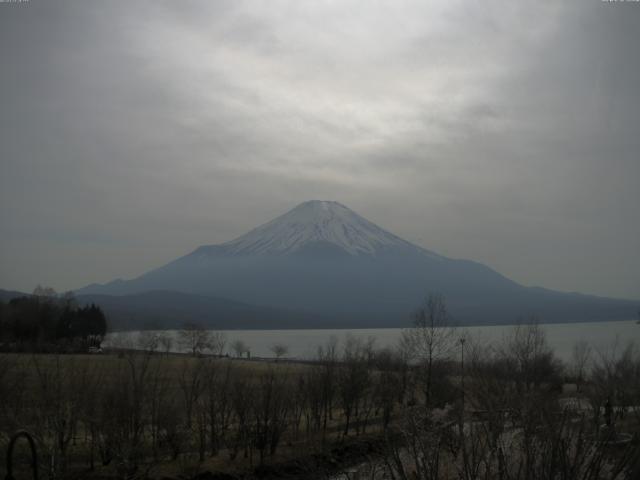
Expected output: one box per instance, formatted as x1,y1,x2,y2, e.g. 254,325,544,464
105,320,639,362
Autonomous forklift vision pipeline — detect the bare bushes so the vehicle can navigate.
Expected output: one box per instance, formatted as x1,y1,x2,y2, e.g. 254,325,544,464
1,316,638,479
381,321,639,480
588,341,640,426
384,405,639,480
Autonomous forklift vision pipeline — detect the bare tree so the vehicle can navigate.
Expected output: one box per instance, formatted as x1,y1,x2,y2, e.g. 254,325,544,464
589,340,640,424
270,343,289,361
158,331,174,355
209,331,227,357
383,409,445,480
252,368,291,463
178,323,212,357
571,339,591,392
229,374,253,461
31,355,87,477
203,361,234,456
316,336,339,437
145,355,174,461
372,348,402,430
231,339,248,358
501,319,560,394
33,284,57,298
94,348,153,474
401,293,456,407
137,330,160,353
338,335,372,436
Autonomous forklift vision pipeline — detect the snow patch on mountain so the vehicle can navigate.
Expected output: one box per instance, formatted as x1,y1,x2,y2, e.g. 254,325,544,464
215,200,436,257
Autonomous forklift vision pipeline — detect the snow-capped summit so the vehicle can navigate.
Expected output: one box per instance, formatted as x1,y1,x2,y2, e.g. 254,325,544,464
217,200,423,256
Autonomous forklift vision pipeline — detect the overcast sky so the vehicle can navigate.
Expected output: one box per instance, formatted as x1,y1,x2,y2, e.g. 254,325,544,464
1,0,639,300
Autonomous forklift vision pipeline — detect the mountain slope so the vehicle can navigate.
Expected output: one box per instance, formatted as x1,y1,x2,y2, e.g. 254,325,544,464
78,201,638,326
76,291,331,331
0,288,333,331
0,288,28,303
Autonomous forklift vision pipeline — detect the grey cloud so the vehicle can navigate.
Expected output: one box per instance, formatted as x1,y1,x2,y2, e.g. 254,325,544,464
0,0,638,300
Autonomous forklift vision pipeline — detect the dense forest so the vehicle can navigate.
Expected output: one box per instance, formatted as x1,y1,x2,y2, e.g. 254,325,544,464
0,286,107,351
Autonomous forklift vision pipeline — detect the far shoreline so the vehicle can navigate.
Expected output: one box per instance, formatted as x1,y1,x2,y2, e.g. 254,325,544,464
105,317,638,333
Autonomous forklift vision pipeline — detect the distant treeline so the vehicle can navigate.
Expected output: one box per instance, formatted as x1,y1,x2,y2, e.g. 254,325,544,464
0,286,107,351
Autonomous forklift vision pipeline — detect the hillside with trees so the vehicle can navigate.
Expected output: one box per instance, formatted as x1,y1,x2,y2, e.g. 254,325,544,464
0,286,107,352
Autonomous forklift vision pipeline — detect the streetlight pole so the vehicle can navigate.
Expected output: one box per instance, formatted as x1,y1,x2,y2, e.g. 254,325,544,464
460,336,466,419
459,336,468,477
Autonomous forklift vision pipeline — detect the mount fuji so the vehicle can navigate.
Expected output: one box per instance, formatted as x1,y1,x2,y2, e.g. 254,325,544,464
77,200,637,328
